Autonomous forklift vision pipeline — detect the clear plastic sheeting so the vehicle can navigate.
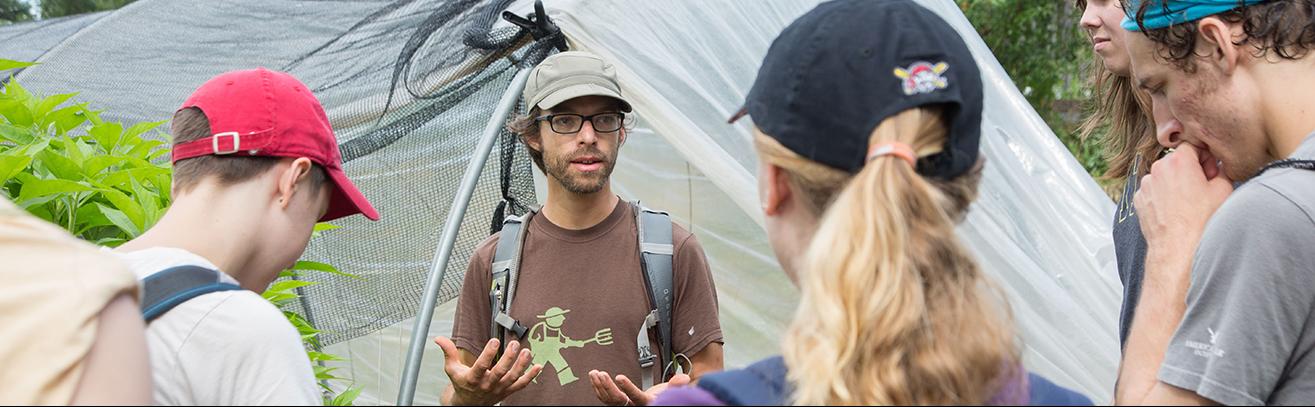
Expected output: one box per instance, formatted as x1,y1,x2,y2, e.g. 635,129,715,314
547,0,1121,402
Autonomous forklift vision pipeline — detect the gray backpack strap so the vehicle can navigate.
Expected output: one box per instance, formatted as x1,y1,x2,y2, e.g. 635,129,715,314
631,201,675,390
490,208,537,345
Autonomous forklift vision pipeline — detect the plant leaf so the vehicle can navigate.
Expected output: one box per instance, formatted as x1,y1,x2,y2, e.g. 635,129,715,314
99,188,145,230
46,104,87,135
82,155,126,178
0,122,34,144
292,260,361,279
129,176,163,230
35,93,76,118
0,59,36,71
86,121,124,152
0,95,33,126
122,120,165,141
306,351,345,363
267,279,317,293
93,237,127,247
37,149,83,180
17,178,95,202
75,204,113,233
96,203,141,238
0,154,32,183
3,78,32,102
100,166,169,189
313,222,340,234
329,387,362,406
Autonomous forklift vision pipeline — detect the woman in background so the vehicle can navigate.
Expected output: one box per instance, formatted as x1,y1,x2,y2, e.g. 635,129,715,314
1075,0,1161,349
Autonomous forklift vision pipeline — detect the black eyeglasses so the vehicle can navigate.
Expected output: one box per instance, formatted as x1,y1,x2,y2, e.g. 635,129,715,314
535,112,625,134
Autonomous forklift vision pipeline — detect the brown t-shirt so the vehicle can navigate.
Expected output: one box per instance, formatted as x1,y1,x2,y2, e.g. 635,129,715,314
452,200,723,405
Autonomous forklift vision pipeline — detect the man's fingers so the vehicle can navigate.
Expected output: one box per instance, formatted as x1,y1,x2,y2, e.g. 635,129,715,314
1176,142,1202,164
1197,147,1221,180
589,371,611,403
615,374,649,404
470,338,500,379
507,364,544,394
1207,174,1236,197
594,371,630,404
1134,175,1154,211
497,347,534,388
489,340,521,380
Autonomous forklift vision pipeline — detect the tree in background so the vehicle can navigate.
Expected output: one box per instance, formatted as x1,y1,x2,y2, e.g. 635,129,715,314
38,0,133,19
0,0,33,25
960,0,1109,182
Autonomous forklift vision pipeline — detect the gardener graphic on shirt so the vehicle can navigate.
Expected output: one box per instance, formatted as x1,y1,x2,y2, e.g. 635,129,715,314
528,307,614,385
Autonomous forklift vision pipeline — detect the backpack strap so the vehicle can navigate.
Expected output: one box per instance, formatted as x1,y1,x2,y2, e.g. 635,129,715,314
631,201,675,390
1026,373,1093,406
489,207,537,347
696,356,791,405
140,265,243,323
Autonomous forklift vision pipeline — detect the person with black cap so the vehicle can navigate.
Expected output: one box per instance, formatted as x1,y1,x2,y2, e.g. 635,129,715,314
652,0,1090,405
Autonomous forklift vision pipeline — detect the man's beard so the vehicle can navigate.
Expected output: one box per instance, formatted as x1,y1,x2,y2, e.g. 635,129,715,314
545,147,616,194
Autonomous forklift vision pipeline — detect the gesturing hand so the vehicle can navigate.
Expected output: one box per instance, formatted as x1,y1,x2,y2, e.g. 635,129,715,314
589,370,691,406
436,336,542,406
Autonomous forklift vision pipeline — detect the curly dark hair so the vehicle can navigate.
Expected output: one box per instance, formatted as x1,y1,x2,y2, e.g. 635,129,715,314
1127,0,1315,71
506,106,546,172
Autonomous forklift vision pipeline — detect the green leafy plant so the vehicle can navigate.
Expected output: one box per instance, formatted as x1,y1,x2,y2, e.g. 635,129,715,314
2,59,359,405
1,64,171,246
960,0,1109,182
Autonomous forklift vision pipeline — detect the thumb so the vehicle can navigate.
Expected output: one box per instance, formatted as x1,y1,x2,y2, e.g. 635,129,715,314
434,336,466,375
667,373,692,387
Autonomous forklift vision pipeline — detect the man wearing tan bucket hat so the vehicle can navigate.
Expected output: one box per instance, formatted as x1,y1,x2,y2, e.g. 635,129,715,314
437,51,725,406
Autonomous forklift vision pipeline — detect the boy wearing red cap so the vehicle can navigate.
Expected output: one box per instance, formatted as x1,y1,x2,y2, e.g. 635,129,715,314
115,68,378,405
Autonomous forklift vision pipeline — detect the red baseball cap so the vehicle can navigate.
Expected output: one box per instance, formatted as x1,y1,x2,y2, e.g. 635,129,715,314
172,68,379,222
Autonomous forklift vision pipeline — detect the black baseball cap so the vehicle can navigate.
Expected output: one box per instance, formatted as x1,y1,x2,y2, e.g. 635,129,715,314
731,0,983,180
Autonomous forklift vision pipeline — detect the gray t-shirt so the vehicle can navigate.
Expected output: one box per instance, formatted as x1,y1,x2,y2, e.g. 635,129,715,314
1113,171,1148,350
1158,134,1315,406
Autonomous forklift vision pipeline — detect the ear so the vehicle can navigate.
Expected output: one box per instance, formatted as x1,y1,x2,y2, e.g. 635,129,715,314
1197,16,1243,74
525,129,545,156
618,127,628,147
762,163,792,216
275,157,315,210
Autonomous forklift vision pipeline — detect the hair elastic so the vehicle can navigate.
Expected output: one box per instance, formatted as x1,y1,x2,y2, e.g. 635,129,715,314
867,142,917,166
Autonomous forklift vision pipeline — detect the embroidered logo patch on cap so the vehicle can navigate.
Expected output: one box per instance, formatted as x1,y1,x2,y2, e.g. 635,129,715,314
894,61,950,96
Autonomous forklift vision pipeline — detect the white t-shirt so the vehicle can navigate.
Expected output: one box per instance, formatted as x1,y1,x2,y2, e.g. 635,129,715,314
114,247,321,406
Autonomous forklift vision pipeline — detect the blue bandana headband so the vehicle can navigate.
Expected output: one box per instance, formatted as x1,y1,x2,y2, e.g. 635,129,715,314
1121,0,1269,31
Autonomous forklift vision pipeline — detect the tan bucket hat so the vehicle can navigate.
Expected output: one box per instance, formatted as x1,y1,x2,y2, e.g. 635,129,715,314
523,51,632,112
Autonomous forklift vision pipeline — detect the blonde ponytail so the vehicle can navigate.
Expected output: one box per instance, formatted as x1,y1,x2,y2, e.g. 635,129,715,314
763,107,1017,405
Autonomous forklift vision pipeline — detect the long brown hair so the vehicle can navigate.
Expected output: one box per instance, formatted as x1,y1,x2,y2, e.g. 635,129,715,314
764,107,1019,405
1074,0,1160,183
